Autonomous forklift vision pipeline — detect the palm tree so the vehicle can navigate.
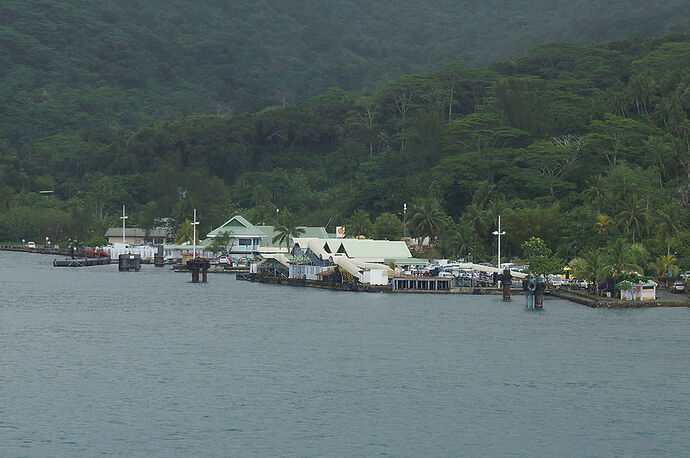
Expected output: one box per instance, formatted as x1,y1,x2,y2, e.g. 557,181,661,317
272,211,305,252
345,209,371,238
462,203,489,239
578,248,606,294
604,239,640,277
657,203,680,255
643,136,672,188
651,253,680,286
208,231,231,255
410,198,447,246
616,197,648,244
471,180,496,209
593,214,615,235
583,175,608,214
174,219,197,244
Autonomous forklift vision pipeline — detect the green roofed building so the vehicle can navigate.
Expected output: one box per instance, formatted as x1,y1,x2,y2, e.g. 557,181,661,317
206,215,266,258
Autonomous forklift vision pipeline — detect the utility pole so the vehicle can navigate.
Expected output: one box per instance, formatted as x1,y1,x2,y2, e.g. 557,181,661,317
120,205,128,244
492,214,506,269
192,208,199,258
403,203,407,238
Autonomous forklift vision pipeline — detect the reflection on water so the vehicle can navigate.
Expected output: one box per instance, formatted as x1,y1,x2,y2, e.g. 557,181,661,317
0,251,688,456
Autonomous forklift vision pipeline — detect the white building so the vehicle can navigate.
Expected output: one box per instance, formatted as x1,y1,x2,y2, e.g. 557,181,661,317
206,215,266,259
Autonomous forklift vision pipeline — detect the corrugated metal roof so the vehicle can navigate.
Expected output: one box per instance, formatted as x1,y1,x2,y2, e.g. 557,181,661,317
293,237,330,259
336,239,412,260
295,238,414,262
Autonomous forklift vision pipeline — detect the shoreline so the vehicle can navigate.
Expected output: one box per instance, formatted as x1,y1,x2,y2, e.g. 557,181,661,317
238,273,690,307
548,288,689,308
5,249,687,308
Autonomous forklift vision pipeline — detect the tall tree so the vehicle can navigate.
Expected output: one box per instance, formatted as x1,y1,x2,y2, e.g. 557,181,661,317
272,211,305,251
410,199,447,246
345,209,372,238
604,239,640,277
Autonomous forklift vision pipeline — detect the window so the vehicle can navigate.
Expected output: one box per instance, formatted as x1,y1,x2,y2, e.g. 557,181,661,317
239,239,252,246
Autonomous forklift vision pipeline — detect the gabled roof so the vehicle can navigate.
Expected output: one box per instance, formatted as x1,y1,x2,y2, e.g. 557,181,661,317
293,238,331,261
336,239,412,260
207,215,266,238
323,239,341,254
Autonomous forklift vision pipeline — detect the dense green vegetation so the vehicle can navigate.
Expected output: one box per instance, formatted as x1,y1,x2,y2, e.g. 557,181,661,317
1,0,689,144
2,32,690,278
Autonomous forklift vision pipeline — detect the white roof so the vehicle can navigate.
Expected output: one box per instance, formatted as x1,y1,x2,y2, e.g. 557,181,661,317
335,239,412,260
293,237,331,259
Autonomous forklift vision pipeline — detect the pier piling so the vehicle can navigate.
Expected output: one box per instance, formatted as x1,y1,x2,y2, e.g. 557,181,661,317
154,244,165,267
501,268,512,299
186,258,210,283
118,253,141,271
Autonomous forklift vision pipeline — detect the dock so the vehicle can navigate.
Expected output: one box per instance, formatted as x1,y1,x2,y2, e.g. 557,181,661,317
53,257,111,267
2,244,86,257
548,288,689,308
237,272,527,295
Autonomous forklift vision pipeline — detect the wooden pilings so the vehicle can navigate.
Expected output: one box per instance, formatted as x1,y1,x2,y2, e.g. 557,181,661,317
154,244,165,267
186,258,210,283
501,268,512,299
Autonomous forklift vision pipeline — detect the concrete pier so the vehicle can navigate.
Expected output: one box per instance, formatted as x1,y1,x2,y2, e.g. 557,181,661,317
118,253,141,271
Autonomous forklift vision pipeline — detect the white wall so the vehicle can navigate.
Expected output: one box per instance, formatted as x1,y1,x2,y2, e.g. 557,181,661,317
362,270,388,285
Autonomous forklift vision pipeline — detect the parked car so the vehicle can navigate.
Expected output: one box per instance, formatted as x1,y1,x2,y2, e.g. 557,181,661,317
573,279,588,289
547,274,563,287
26,241,36,248
671,282,686,293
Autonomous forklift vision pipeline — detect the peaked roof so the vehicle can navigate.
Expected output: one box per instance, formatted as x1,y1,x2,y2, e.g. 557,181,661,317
336,239,412,260
293,237,331,259
207,215,266,238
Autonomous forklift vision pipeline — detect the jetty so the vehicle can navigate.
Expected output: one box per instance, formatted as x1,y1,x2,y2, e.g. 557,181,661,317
548,288,689,308
53,257,111,267
1,244,86,257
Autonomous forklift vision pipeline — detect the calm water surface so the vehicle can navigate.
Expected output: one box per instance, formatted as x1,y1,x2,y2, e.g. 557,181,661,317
1,251,688,456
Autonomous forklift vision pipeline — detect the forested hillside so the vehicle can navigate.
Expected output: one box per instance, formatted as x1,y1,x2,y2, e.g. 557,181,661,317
1,0,688,143
2,34,690,274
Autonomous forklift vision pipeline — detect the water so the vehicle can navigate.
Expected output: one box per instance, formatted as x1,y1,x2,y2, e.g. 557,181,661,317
1,251,688,456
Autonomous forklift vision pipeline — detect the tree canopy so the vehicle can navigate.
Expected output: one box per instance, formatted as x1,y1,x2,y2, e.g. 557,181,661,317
1,32,690,276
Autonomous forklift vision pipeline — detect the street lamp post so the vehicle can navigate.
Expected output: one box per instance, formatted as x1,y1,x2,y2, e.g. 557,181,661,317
492,214,506,270
403,203,407,238
120,205,128,244
192,208,199,258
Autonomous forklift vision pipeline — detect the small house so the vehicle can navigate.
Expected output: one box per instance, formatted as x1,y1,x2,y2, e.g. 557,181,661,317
620,280,657,301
